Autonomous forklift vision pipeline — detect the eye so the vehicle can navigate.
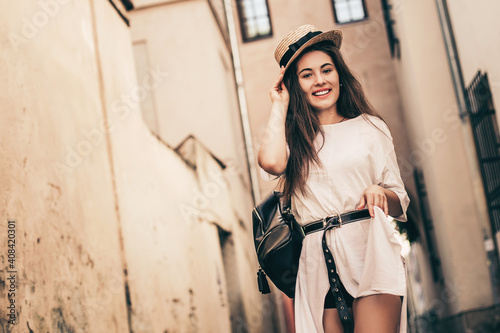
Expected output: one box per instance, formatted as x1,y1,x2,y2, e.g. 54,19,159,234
302,73,312,79
323,68,332,74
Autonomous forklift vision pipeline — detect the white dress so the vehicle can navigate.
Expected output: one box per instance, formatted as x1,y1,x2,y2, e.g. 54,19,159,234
260,114,410,333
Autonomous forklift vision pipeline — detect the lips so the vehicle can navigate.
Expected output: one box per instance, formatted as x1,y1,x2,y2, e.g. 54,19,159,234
312,89,331,97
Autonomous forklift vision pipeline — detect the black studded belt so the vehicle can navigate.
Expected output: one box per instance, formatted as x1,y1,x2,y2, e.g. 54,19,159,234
300,208,371,333
299,208,371,237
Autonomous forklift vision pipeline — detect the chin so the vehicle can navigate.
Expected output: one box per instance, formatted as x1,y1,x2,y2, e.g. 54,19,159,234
308,97,338,110
312,102,337,111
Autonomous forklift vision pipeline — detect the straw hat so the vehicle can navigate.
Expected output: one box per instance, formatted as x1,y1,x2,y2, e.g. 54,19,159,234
274,24,342,72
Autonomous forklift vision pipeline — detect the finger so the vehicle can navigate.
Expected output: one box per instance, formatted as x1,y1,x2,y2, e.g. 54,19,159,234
273,67,285,88
376,199,386,217
272,78,282,91
367,196,374,217
377,194,388,216
356,196,365,210
374,194,384,210
374,187,387,215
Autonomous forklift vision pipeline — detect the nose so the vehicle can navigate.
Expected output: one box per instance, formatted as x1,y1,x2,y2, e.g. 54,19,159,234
314,73,326,85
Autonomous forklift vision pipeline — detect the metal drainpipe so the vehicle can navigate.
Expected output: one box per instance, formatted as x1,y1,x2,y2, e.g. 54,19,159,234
223,0,261,205
435,0,467,120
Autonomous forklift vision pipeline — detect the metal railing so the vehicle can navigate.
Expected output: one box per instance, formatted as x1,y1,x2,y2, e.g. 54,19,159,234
465,71,500,237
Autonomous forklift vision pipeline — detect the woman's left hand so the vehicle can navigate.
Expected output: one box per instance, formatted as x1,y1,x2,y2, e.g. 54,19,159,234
356,185,388,218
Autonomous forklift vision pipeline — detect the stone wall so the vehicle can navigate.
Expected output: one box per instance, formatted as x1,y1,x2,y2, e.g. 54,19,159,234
0,1,271,332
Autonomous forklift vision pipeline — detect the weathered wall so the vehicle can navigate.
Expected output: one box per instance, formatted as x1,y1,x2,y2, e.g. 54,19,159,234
0,1,130,332
92,0,235,331
445,0,500,267
0,0,267,332
128,1,275,332
389,0,493,321
446,0,500,126
130,0,247,167
129,0,256,226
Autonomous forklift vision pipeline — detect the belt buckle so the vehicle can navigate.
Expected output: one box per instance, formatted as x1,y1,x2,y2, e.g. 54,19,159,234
323,213,342,229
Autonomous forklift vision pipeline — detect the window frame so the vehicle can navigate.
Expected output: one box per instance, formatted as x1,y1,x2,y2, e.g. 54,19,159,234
331,0,369,25
236,0,274,42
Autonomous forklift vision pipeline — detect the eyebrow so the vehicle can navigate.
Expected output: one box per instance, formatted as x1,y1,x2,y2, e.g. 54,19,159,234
298,63,334,75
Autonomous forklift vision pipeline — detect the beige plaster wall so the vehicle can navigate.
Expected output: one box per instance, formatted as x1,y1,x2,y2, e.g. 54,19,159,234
446,0,500,126
129,0,256,225
128,2,275,331
446,0,500,251
129,0,247,169
390,0,493,315
92,0,233,330
0,1,130,332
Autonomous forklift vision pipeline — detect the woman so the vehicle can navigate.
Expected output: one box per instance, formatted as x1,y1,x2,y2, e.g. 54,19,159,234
258,25,410,333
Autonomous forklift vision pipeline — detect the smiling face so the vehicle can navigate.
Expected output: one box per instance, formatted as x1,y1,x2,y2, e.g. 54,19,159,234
295,50,340,113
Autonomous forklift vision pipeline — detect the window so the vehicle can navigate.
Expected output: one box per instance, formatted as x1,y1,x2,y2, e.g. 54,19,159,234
414,168,443,283
331,0,368,24
236,0,273,42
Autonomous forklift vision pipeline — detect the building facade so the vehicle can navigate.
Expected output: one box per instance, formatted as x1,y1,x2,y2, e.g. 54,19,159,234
388,0,500,331
2,0,499,332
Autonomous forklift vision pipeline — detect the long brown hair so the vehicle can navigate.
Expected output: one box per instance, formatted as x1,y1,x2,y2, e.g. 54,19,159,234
279,41,388,203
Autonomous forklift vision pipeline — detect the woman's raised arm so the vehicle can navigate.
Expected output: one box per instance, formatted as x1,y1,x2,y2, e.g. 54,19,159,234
258,67,290,176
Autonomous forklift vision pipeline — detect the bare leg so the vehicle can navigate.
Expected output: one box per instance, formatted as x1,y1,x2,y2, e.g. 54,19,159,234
323,308,345,333
352,294,401,333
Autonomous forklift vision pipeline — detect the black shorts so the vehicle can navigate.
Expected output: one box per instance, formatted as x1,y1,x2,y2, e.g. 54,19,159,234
324,278,355,309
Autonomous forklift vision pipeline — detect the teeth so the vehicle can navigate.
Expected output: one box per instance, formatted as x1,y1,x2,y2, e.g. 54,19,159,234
313,90,330,96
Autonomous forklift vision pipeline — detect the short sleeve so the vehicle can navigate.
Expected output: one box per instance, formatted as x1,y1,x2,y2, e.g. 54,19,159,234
375,123,410,222
259,144,290,181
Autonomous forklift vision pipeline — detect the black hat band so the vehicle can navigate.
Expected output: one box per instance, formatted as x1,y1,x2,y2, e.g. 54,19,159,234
279,31,323,68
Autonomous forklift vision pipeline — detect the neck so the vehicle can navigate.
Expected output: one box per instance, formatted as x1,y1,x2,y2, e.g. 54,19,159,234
316,106,343,125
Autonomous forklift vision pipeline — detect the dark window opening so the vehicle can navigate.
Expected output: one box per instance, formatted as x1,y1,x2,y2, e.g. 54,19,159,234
332,0,368,24
414,168,443,283
236,0,273,42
